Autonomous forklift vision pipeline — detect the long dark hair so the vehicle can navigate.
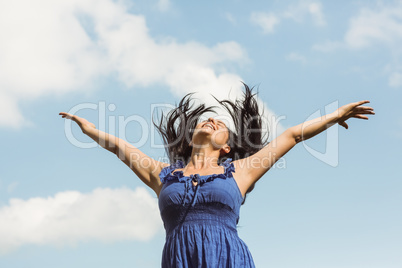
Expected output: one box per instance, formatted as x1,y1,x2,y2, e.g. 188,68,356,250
153,82,270,204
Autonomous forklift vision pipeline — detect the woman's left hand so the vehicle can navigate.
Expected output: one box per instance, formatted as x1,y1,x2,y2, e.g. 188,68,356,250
336,100,375,129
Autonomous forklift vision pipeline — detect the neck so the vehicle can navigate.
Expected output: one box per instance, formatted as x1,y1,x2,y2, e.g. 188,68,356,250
187,144,221,170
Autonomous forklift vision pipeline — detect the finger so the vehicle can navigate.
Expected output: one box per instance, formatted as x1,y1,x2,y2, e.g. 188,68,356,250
339,121,348,129
59,112,72,119
355,106,374,110
352,114,369,120
353,109,375,115
353,100,370,107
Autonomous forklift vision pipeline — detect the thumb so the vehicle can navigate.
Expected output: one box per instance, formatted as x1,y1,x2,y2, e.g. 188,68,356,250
339,121,348,129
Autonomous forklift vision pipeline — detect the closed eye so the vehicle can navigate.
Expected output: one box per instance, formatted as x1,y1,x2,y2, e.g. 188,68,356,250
217,120,226,128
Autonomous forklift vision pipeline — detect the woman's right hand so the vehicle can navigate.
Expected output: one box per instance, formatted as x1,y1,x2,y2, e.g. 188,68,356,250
59,112,96,133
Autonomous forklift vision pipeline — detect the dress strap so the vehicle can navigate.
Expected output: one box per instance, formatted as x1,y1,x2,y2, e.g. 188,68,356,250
222,158,235,178
159,160,185,183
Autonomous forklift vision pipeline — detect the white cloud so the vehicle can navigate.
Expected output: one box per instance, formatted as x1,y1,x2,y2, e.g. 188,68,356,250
344,5,402,49
286,52,307,63
250,12,280,34
389,72,402,87
307,2,326,26
250,1,326,35
0,187,162,254
0,92,30,128
225,12,237,25
156,0,170,12
6,182,19,193
313,4,402,51
0,0,248,129
312,40,343,52
314,3,402,50
283,0,326,26
313,2,402,87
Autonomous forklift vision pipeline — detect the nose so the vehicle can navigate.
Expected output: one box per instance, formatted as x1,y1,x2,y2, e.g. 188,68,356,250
207,117,217,126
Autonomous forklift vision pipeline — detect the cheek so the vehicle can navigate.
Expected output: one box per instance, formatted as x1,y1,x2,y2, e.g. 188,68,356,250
197,122,205,129
212,130,229,143
194,123,203,131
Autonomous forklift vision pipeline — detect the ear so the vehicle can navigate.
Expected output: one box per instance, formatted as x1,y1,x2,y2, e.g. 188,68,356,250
189,141,193,147
224,145,231,154
220,144,230,156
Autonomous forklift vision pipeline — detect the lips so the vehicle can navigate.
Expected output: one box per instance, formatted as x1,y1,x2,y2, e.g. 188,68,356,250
202,122,215,130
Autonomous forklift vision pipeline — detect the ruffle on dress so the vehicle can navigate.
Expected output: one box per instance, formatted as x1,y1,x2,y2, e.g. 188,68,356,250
159,158,235,185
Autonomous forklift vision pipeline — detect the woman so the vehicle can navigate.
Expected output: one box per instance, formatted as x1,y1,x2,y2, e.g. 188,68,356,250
59,84,375,267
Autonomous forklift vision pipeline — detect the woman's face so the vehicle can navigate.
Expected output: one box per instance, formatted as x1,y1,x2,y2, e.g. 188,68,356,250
191,117,230,153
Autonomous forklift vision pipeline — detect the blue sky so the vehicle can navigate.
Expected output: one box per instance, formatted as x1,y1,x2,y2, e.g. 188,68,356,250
0,0,401,267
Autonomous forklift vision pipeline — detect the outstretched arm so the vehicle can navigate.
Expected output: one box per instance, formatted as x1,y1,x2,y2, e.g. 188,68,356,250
290,100,373,142
59,112,168,196
232,100,375,195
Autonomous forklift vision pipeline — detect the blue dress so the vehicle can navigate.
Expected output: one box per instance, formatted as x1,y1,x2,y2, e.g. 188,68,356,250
158,158,255,268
